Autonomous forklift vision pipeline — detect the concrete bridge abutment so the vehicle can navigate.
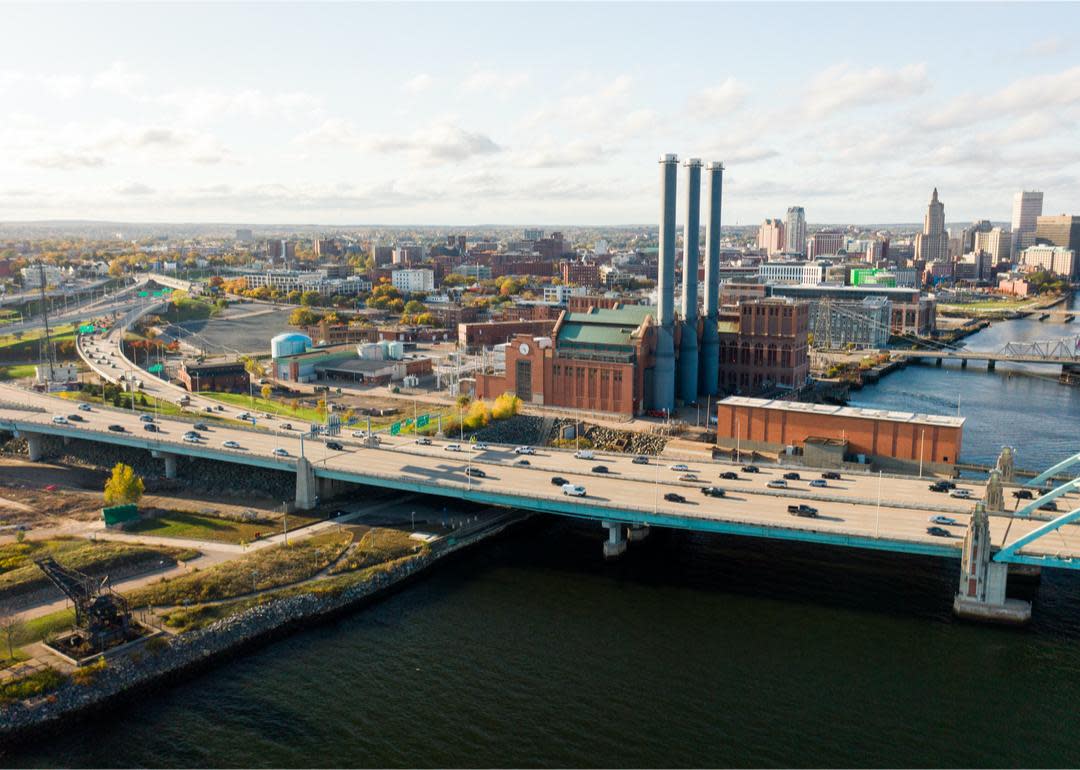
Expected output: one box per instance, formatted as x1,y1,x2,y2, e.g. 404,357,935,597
295,456,317,510
24,432,43,461
602,521,627,559
151,450,178,479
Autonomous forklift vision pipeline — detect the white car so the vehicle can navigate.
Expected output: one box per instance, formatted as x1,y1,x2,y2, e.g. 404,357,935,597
573,450,595,460
415,437,432,445
678,473,699,482
669,464,689,472
273,447,289,457
52,415,69,425
222,440,241,449
78,403,92,412
474,442,489,451
562,484,587,497
352,430,368,438
950,489,974,499
766,479,788,489
183,434,200,444
444,443,462,452
928,515,958,525
514,446,535,455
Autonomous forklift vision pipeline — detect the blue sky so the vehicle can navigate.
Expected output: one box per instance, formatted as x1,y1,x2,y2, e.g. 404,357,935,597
1,2,1078,226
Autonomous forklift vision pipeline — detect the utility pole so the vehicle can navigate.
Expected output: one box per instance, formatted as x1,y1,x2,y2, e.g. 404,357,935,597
37,263,56,384
875,470,882,537
919,429,926,478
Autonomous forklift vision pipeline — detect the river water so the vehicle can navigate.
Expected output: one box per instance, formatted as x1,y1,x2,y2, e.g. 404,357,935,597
7,297,1080,768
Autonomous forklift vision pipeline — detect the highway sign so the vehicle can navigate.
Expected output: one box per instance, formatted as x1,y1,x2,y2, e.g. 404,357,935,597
417,414,429,428
390,422,401,435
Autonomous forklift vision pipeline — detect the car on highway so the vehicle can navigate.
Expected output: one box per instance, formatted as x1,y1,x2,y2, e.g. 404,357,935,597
193,423,209,431
669,464,689,472
574,450,595,460
678,473,699,482
325,441,344,451
929,481,951,493
719,471,739,480
273,447,290,457
701,486,726,498
107,424,125,432
821,471,842,480
782,472,801,481
67,414,84,422
664,492,687,503
1012,489,1034,499
474,443,489,451
222,440,241,449
632,456,649,465
182,434,200,443
950,489,974,499
766,479,788,489
592,465,609,474
444,444,462,452
78,403,92,412
516,458,530,466
140,414,154,422
465,467,486,478
1041,500,1059,512
562,484,586,497
809,479,828,488
927,526,951,537
281,423,293,431
415,437,432,445
551,476,568,486
204,406,214,413
787,504,818,518
237,412,251,421
51,415,69,425
143,423,158,433
514,446,535,455
742,465,760,474
352,430,368,438
928,515,958,525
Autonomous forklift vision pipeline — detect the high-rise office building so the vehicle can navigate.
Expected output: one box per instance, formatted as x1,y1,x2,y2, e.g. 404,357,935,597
973,227,1012,264
784,207,807,255
915,188,948,263
757,218,785,255
807,230,845,259
1011,191,1044,253
1035,214,1080,252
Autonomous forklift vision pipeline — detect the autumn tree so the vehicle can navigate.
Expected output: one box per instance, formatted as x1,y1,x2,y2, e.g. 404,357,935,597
104,463,144,506
261,383,273,400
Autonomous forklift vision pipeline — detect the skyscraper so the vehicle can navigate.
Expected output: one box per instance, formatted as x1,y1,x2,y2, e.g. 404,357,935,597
784,207,806,255
757,218,785,255
915,188,948,263
1011,191,1043,253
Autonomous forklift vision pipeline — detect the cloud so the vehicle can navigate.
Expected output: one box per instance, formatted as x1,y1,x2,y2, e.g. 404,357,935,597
154,88,324,125
515,140,612,168
923,64,1080,131
27,151,105,170
1026,36,1067,57
461,68,529,95
40,74,85,99
404,73,434,93
92,61,145,95
803,63,929,117
298,119,502,165
116,182,155,196
695,77,748,115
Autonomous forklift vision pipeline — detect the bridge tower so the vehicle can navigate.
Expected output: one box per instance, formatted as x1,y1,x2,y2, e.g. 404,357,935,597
995,447,1015,483
953,502,1031,624
983,469,1004,513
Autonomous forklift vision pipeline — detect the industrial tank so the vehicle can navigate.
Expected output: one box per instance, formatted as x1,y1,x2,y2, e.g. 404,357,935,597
271,333,312,359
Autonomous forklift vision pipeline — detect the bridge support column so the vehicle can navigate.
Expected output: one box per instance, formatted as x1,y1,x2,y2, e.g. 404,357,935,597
602,521,627,559
961,359,968,369
953,503,1031,624
627,524,650,542
935,358,942,367
987,360,996,372
295,456,317,511
151,449,178,479
24,432,43,462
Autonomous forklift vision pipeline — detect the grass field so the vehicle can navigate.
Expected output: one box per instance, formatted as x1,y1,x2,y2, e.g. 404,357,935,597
198,392,326,423
58,389,202,419
126,529,353,609
0,538,199,601
0,325,76,359
0,363,38,381
0,666,69,705
124,510,321,545
11,607,76,648
328,527,421,574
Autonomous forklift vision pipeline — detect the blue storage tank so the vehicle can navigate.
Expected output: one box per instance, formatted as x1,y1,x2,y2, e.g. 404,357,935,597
271,333,312,359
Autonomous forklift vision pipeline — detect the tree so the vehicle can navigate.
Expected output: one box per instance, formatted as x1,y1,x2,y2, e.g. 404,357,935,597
289,307,321,327
492,392,522,420
0,606,23,660
261,383,273,400
104,463,144,506
404,299,426,315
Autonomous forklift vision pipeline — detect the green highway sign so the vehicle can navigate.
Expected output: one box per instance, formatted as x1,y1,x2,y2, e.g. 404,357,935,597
417,414,429,428
138,291,149,297
390,422,401,435
78,324,95,334
147,363,164,374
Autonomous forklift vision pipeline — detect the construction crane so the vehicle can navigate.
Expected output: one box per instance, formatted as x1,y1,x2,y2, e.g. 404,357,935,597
34,555,132,650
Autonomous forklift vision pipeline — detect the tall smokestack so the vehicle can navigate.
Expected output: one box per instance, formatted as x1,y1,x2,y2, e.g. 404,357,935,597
677,158,701,405
699,161,723,398
653,153,678,415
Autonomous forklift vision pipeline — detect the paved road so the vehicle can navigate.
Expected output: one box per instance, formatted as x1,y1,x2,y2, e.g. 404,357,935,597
3,383,1078,563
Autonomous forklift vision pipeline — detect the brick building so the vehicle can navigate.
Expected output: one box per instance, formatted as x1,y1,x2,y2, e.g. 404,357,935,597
717,298,809,395
560,260,602,288
457,319,557,352
715,396,964,473
178,360,250,393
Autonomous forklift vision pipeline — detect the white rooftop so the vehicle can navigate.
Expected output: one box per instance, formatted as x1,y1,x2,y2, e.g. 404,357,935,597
719,396,965,428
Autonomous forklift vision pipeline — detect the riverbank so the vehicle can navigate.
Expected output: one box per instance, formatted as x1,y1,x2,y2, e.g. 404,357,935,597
0,510,524,744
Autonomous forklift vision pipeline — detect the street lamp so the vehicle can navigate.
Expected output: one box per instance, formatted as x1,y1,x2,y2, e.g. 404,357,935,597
919,429,926,478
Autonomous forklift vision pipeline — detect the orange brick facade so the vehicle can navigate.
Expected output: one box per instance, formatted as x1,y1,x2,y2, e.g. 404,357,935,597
716,400,963,465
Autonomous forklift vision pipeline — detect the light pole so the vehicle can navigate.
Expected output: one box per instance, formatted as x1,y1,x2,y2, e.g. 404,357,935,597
919,429,926,478
735,417,741,463
875,470,882,537
654,455,660,513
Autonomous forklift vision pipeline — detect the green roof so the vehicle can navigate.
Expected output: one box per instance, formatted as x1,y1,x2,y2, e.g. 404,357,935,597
558,305,655,350
563,305,655,327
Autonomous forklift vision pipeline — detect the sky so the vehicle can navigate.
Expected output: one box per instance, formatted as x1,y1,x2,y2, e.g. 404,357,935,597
1,2,1079,227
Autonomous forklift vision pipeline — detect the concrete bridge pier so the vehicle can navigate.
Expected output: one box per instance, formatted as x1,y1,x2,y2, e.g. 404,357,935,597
935,358,942,367
628,525,650,542
23,431,43,461
295,456,317,510
953,503,1031,624
987,360,996,372
150,450,179,479
602,521,627,559
961,359,968,369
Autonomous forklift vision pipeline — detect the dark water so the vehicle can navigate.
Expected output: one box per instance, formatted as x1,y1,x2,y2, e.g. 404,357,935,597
8,301,1080,768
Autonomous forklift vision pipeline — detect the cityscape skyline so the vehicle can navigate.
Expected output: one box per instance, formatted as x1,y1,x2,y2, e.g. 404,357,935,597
1,2,1079,227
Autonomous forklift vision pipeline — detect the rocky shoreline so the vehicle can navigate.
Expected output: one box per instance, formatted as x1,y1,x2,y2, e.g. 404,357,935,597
0,514,521,744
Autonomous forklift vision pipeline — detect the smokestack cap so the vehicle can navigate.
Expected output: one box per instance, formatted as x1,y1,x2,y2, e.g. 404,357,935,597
660,153,678,163
684,158,703,167
706,161,725,170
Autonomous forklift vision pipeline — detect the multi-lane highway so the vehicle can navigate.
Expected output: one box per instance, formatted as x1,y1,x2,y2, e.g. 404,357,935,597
2,383,1078,565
